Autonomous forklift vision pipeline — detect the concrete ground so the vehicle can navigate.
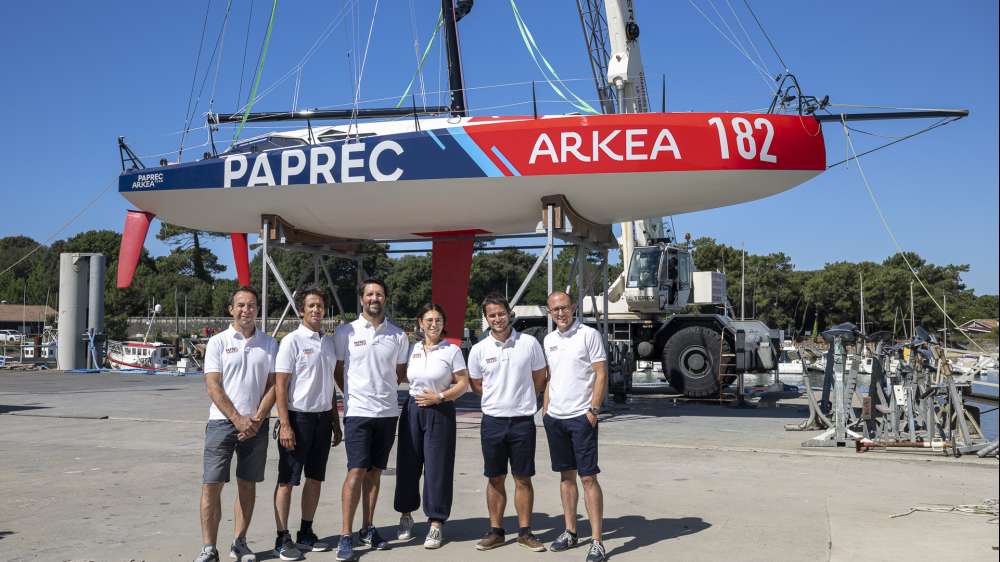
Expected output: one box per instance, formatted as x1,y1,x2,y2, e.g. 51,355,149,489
0,370,996,562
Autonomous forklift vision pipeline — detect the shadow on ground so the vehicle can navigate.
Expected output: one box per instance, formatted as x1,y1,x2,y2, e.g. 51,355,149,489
0,404,49,414
600,396,809,421
291,512,709,558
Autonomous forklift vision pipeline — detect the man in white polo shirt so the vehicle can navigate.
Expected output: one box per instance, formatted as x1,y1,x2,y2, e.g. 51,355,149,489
333,278,409,561
272,286,343,561
195,286,278,562
468,293,548,553
541,291,608,562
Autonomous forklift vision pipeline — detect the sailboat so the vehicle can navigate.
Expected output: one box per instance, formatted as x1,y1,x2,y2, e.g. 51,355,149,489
113,1,967,342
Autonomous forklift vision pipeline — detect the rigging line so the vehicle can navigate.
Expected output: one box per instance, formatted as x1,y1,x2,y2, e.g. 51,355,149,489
292,67,302,111
687,0,776,93
742,0,789,72
408,0,428,107
181,1,235,159
232,0,278,144
230,1,355,116
0,182,116,279
437,10,443,108
138,140,211,160
708,0,753,69
349,0,382,135
841,120,986,353
845,124,928,140
826,117,960,169
724,0,771,79
230,76,593,114
510,0,598,114
178,0,214,161
208,0,235,114
236,0,255,109
692,0,774,86
242,1,355,113
395,11,443,108
709,0,774,88
351,3,361,103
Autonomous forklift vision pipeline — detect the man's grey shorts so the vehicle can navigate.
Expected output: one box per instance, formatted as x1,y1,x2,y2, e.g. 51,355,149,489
202,418,270,484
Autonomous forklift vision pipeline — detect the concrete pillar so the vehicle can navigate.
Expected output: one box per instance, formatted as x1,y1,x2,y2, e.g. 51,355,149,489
57,253,89,370
88,254,106,334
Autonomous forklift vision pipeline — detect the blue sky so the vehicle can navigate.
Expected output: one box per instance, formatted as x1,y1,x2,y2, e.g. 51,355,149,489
2,1,997,293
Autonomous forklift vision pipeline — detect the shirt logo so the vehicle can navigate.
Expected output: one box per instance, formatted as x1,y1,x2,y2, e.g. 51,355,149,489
303,348,315,355
549,345,558,352
224,347,238,354
485,357,497,364
412,353,423,359
353,340,367,347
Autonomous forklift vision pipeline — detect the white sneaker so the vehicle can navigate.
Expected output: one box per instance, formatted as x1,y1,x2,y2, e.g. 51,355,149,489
424,526,443,549
398,514,414,541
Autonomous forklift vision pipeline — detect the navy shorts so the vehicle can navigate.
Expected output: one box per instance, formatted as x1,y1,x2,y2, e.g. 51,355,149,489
480,414,536,478
202,418,270,484
543,414,600,476
278,410,335,485
344,416,397,470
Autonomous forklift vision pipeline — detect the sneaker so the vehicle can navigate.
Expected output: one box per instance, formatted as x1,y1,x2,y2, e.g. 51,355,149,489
475,531,505,551
398,513,414,540
585,540,608,562
336,535,355,561
194,546,220,562
273,533,303,561
518,532,546,552
359,526,390,550
229,537,256,561
424,526,443,549
296,529,332,552
550,529,579,552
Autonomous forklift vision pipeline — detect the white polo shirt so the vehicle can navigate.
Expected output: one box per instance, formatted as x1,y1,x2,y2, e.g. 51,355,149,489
275,324,337,413
468,329,547,417
407,340,467,396
333,316,409,418
543,321,607,419
204,325,278,421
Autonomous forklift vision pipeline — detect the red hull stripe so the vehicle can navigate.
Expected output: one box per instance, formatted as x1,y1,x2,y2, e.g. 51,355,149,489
462,113,826,175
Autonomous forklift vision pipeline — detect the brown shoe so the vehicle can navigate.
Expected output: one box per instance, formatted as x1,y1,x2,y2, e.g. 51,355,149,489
475,531,505,551
517,533,546,552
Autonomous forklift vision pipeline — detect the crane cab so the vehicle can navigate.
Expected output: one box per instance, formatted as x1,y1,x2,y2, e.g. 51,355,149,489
624,244,693,314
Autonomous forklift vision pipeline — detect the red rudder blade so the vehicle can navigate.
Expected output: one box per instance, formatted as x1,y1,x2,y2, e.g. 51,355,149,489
116,210,155,288
230,233,251,286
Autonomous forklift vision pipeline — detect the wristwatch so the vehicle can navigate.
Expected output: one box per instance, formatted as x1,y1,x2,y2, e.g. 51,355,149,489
588,406,600,416
438,392,447,403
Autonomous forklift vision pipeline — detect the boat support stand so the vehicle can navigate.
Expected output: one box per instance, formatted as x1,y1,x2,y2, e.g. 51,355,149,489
801,334,862,447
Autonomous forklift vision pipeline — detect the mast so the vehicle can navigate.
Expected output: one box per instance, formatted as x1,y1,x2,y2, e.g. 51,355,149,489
442,0,472,117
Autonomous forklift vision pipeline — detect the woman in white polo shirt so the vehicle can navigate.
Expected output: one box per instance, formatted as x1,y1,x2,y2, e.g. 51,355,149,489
394,303,469,549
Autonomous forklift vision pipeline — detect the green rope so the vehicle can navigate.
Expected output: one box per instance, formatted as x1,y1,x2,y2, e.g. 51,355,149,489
233,0,279,144
510,0,598,115
395,10,443,108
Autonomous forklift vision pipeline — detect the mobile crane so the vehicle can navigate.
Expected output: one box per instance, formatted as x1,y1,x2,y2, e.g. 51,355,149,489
513,1,780,399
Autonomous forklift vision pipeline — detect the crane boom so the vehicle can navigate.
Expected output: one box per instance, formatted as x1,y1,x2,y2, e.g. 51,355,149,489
603,0,649,113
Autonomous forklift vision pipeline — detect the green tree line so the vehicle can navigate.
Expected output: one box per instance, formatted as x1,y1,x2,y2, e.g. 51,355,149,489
691,237,998,338
2,230,996,340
